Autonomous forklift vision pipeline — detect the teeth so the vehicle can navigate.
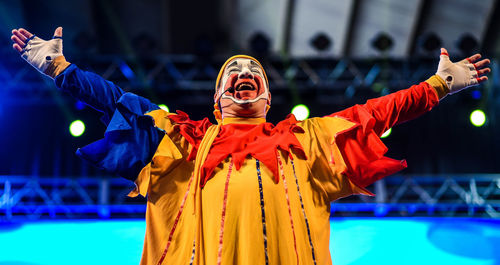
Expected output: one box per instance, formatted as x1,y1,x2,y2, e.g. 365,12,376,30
236,83,255,91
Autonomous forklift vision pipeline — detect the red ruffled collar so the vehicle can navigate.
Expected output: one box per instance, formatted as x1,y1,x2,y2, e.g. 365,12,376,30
168,111,306,187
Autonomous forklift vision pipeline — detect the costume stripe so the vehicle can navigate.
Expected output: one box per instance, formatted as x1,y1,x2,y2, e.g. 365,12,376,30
290,158,317,265
277,153,299,265
217,159,234,265
189,239,196,265
255,160,269,265
156,174,195,265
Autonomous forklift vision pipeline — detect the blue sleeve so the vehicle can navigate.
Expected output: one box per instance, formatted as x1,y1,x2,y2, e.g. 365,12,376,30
55,64,126,124
54,64,165,181
76,93,164,181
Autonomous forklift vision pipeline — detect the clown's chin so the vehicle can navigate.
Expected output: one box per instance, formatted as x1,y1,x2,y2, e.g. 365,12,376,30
237,102,253,109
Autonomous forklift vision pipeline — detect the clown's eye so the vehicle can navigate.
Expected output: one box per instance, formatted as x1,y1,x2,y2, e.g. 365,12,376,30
228,68,239,73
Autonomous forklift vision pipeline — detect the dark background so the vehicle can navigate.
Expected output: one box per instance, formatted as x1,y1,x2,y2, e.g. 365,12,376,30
1,0,500,178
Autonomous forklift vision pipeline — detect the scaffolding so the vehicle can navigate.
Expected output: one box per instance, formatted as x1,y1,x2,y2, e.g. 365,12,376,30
1,174,499,221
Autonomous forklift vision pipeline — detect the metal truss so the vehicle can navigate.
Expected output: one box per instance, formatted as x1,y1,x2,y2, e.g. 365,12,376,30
1,174,499,220
334,175,500,218
0,176,145,221
4,51,485,102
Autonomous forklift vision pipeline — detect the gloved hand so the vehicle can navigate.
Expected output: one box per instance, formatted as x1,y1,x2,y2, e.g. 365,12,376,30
436,48,490,94
11,27,64,78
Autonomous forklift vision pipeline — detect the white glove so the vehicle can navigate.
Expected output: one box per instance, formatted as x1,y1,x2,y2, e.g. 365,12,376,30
11,27,64,78
436,48,489,94
21,35,63,76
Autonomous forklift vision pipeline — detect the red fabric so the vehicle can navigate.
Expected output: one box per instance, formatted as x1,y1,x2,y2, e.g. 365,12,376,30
168,111,212,161
168,81,439,190
330,81,439,188
200,115,306,187
168,112,306,188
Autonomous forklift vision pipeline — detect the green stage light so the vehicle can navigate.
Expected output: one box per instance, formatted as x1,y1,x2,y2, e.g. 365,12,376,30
158,104,169,112
291,104,310,121
69,120,85,137
381,128,392,138
470,110,486,127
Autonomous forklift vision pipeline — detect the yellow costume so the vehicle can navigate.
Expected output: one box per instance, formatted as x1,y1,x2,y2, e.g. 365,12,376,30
49,55,447,265
128,73,447,265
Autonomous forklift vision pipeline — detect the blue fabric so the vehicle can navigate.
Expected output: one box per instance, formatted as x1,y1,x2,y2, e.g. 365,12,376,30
55,65,164,180
56,64,126,124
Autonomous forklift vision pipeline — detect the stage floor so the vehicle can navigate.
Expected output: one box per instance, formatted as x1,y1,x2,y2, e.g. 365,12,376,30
0,217,499,264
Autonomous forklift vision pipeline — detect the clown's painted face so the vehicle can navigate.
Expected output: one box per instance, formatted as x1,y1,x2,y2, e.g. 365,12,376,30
215,57,270,119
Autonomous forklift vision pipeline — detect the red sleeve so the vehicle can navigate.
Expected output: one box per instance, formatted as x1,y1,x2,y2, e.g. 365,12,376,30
327,81,439,189
330,81,440,136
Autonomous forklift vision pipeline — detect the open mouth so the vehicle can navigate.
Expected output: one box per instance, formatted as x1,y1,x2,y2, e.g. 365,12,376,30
236,83,256,91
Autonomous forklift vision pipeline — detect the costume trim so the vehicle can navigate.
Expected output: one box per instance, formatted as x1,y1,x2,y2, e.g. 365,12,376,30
290,157,317,265
426,75,450,99
156,173,195,265
44,55,70,78
189,239,196,265
256,160,269,265
217,159,234,265
277,153,299,265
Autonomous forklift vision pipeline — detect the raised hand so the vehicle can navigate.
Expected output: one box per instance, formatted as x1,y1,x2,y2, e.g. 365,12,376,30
11,27,64,77
436,48,490,94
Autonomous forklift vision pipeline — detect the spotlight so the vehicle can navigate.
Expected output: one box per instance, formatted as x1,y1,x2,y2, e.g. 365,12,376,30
75,101,86,111
420,32,442,53
457,33,478,55
470,109,486,127
381,128,392,138
291,104,310,121
249,32,271,56
471,90,482,100
310,32,332,52
371,32,393,52
158,104,170,112
69,120,85,137
119,62,135,81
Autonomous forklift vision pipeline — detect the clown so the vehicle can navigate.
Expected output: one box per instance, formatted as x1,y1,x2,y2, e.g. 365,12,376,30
214,55,271,120
11,27,490,265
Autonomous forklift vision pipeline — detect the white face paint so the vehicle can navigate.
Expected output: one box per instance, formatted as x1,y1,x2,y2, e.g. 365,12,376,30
216,58,269,104
215,57,271,119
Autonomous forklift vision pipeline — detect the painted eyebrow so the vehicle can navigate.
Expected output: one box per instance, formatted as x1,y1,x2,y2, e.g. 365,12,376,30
227,61,238,69
250,61,260,67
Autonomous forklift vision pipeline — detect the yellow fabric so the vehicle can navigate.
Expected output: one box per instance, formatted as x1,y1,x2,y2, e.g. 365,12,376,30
222,117,266,125
44,55,71,78
426,75,450,99
133,111,363,265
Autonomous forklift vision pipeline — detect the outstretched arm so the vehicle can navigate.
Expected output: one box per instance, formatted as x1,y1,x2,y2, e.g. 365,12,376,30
332,48,491,136
12,27,166,182
11,27,134,123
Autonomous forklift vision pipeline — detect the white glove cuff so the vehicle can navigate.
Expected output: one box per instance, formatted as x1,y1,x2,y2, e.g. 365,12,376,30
21,36,63,75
